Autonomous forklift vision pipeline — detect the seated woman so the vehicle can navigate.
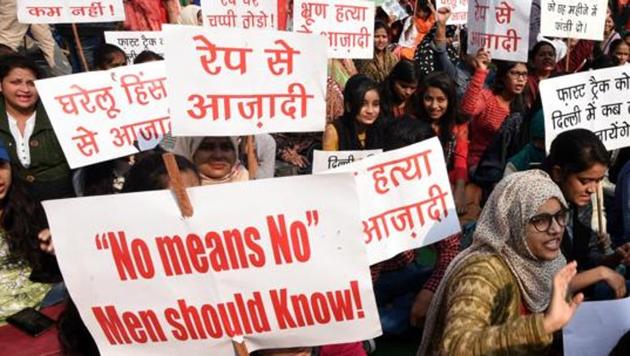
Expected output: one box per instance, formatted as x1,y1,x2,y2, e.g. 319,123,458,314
407,71,468,214
543,129,629,299
323,74,386,151
0,140,59,323
462,56,529,174
0,55,73,201
173,136,248,185
418,170,583,355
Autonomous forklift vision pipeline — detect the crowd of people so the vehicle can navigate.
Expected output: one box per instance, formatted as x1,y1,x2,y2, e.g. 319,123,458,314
1,0,630,355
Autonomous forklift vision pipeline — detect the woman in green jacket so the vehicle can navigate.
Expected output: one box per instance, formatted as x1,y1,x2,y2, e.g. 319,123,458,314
0,55,72,202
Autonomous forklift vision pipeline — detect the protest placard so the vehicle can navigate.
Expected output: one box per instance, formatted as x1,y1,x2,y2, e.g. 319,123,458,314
35,61,170,168
200,0,279,29
294,0,375,59
105,32,165,64
380,0,409,22
17,0,124,24
317,138,460,265
312,149,382,174
43,174,381,355
163,25,327,136
466,0,531,62
564,297,630,356
438,0,469,25
540,66,630,152
540,0,608,41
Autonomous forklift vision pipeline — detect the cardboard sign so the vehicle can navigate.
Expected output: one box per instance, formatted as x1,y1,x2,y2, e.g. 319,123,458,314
437,0,469,25
163,25,327,136
318,138,461,265
466,0,531,62
312,149,382,174
35,62,170,168
540,0,608,41
540,66,630,152
17,0,125,24
201,0,278,29
43,174,381,355
294,0,375,59
104,32,165,64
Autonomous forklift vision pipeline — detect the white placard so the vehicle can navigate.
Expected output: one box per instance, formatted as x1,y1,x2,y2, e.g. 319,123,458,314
43,174,381,355
201,0,278,29
312,149,382,174
35,62,170,168
564,297,630,356
540,0,608,41
17,0,125,24
318,138,461,264
294,0,375,59
163,25,327,136
540,66,630,152
437,0,469,25
466,0,531,62
105,32,165,64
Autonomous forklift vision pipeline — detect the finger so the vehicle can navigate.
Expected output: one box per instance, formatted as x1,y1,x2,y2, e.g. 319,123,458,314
570,293,584,310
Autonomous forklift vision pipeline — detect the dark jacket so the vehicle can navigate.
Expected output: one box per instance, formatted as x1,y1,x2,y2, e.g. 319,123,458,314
0,97,74,201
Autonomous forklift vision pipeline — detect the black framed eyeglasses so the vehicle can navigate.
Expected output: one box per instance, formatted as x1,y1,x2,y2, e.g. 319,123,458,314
529,209,570,233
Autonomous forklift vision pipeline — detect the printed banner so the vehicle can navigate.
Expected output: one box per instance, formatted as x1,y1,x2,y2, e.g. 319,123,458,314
312,149,382,174
201,0,278,29
163,25,327,136
35,62,170,168
17,0,124,24
438,0,468,25
318,138,461,265
540,66,630,151
294,0,375,59
43,174,381,355
466,0,531,62
540,0,608,41
105,32,165,64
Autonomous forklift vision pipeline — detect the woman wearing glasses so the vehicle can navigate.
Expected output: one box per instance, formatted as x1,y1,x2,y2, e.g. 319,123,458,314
544,129,630,300
418,170,582,355
460,51,529,175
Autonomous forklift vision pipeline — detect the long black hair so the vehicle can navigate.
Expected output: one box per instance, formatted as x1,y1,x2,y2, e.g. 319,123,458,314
334,74,385,150
408,71,463,147
1,166,48,269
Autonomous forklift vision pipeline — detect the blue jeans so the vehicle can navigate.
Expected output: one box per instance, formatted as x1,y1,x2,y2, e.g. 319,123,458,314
40,282,67,308
373,263,433,335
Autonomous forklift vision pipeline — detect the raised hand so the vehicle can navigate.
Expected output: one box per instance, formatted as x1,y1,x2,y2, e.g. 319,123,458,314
473,48,491,71
543,261,584,334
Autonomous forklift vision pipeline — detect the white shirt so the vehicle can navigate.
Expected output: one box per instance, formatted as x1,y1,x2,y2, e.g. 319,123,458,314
7,111,36,168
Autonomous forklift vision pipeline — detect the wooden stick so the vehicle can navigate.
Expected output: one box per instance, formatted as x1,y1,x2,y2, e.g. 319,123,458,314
246,136,258,179
596,181,605,234
162,153,193,218
565,38,571,73
71,23,90,72
232,340,249,356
